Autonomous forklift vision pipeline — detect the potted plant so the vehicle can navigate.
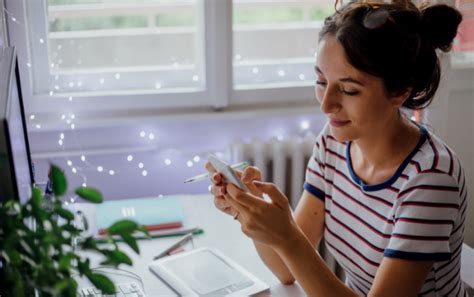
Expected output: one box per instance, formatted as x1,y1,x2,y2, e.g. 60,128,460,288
0,164,148,296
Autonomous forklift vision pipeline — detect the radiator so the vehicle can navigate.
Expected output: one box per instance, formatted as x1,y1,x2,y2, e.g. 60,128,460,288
225,134,345,279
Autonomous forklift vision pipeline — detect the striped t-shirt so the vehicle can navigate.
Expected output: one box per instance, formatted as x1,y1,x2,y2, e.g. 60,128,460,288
304,123,468,296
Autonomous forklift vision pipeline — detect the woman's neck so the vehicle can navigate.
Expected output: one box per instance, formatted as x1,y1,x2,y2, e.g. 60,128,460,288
350,116,420,184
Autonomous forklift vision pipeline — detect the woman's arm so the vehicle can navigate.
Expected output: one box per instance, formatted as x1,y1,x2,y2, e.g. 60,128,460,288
225,181,434,297
252,190,326,285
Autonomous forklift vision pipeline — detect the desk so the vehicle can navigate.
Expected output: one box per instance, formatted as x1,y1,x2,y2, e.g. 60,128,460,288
75,194,306,296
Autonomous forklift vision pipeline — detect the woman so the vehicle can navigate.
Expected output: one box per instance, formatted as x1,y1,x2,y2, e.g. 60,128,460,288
206,1,467,296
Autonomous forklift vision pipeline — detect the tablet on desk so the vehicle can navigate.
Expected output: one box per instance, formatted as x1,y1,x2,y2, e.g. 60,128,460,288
149,247,269,296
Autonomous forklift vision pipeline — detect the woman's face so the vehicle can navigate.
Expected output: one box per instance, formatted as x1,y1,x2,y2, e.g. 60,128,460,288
315,35,400,142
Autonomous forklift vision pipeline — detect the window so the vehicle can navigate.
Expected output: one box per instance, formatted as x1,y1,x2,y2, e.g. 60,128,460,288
8,0,333,115
30,0,204,94
233,0,332,88
452,0,474,67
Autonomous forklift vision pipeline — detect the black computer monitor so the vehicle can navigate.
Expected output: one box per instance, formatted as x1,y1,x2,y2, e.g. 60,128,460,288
0,47,34,203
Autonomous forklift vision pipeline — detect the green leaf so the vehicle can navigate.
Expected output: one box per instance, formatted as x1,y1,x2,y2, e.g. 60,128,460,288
74,187,103,203
86,273,115,294
58,254,74,271
80,237,98,251
107,219,138,235
66,279,78,297
31,186,43,208
51,165,68,197
101,250,132,266
120,233,139,254
56,207,74,221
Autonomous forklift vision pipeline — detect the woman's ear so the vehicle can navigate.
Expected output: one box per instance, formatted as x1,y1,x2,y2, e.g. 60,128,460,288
391,88,412,108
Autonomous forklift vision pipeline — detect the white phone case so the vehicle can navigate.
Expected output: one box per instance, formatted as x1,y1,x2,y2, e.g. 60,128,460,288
208,155,249,192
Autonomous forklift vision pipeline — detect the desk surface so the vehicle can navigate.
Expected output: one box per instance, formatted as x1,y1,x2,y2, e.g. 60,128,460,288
76,194,306,296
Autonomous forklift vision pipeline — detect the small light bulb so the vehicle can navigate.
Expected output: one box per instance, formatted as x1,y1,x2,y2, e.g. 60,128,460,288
82,183,87,187
278,70,286,77
70,124,75,130
81,155,86,162
140,131,146,138
72,167,77,174
39,38,44,44
68,96,73,101
142,170,148,177
127,155,133,162
193,155,200,162
155,82,162,90
192,75,199,82
60,133,65,139
109,170,115,176
138,162,144,169
301,120,310,130
148,133,155,140
66,119,71,124
58,139,63,146
97,166,103,172
68,82,75,88
187,161,193,167
49,91,54,96
71,114,75,119
299,74,306,80
67,160,72,166
30,114,35,120
36,124,41,129
252,67,259,74
115,73,121,80
61,114,66,120
26,63,31,68
164,158,172,166
99,78,105,84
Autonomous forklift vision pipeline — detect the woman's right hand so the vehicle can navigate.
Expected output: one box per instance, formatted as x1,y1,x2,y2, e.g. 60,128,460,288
205,162,263,217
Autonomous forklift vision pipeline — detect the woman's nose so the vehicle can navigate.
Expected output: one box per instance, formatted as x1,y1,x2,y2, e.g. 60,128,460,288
319,87,340,114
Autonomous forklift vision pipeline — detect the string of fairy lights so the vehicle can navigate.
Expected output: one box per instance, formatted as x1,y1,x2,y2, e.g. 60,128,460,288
4,4,326,202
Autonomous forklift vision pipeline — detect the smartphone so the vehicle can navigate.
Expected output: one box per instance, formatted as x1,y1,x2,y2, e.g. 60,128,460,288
208,155,249,192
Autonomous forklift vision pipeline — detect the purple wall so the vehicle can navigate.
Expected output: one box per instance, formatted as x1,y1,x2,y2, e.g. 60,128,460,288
29,110,327,201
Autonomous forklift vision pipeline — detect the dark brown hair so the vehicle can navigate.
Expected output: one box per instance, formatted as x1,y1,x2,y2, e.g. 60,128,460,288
319,0,462,110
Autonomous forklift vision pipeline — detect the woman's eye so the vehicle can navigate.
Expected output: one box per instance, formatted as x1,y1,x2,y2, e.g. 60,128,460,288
341,89,360,96
316,81,327,86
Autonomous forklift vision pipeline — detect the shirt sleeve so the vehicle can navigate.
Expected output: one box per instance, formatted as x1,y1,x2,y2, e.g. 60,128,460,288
384,172,461,262
303,124,329,201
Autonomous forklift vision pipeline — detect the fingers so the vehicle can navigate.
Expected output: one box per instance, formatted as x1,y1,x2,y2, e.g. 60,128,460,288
210,184,226,196
205,161,216,173
252,181,289,209
241,166,262,183
225,183,266,209
214,196,233,215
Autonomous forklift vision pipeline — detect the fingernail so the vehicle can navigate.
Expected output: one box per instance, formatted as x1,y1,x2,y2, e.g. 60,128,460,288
241,175,250,183
253,180,264,186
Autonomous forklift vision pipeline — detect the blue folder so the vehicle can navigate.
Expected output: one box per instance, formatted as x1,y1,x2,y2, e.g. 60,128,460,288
95,196,184,233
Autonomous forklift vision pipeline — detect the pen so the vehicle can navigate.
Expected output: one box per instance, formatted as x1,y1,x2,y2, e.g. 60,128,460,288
153,231,195,260
184,161,249,183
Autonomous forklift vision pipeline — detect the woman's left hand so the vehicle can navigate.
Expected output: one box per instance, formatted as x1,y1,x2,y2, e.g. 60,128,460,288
224,180,300,251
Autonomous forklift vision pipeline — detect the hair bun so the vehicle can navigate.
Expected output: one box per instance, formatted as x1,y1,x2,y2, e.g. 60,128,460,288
420,4,463,52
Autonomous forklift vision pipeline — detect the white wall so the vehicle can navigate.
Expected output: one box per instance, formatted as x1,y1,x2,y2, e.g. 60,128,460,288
429,58,474,247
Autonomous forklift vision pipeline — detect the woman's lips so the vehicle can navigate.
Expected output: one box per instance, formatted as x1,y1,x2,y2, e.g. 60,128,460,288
329,118,351,127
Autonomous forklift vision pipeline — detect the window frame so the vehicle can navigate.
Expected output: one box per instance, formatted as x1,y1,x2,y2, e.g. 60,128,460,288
6,0,316,119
